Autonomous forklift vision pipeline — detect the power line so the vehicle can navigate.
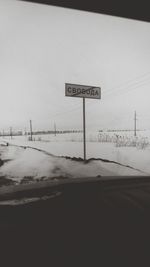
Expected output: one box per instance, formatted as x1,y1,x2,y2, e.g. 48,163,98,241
105,77,150,99
48,71,150,120
105,71,150,96
49,103,82,119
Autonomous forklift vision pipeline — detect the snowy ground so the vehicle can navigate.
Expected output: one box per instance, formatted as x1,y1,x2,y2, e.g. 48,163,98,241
0,131,150,185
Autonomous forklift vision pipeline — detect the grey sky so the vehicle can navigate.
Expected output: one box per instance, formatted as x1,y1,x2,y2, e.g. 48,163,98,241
1,0,150,132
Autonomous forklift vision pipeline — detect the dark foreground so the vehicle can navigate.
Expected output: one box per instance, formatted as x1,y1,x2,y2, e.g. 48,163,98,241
1,176,150,267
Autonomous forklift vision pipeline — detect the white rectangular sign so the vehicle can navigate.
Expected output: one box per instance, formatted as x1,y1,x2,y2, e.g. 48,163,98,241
65,83,101,99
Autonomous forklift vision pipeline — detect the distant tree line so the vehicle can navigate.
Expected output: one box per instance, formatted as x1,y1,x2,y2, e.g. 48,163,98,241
0,131,23,136
99,129,146,132
29,130,83,135
0,130,83,137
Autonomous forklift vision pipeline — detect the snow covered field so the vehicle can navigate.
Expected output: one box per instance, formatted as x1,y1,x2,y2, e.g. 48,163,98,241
0,131,150,185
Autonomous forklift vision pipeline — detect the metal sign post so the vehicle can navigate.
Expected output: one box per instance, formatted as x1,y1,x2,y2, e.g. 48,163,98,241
65,83,101,162
83,97,86,161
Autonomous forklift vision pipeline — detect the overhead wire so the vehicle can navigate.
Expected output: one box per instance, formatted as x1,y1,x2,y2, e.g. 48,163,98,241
49,103,82,119
105,78,150,99
48,71,150,119
105,71,150,96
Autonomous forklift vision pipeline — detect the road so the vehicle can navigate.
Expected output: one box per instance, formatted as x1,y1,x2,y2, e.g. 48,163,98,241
0,176,150,266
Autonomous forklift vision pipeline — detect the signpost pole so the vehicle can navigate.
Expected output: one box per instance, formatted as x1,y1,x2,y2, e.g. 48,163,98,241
83,97,86,162
65,83,101,162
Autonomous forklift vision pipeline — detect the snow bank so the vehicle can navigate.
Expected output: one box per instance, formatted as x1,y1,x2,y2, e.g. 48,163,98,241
0,144,145,183
1,130,150,184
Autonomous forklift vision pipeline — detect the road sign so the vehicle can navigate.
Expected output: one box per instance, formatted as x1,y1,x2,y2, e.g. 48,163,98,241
65,83,101,162
65,83,101,99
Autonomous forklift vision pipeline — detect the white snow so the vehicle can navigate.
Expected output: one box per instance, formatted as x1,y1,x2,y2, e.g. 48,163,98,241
0,192,62,205
0,131,149,183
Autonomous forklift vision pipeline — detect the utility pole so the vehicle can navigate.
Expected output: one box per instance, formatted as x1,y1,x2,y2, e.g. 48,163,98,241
134,111,137,137
54,122,56,136
30,120,33,141
24,128,26,136
10,127,12,139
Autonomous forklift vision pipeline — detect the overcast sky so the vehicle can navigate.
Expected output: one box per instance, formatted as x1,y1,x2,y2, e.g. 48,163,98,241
1,0,150,132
